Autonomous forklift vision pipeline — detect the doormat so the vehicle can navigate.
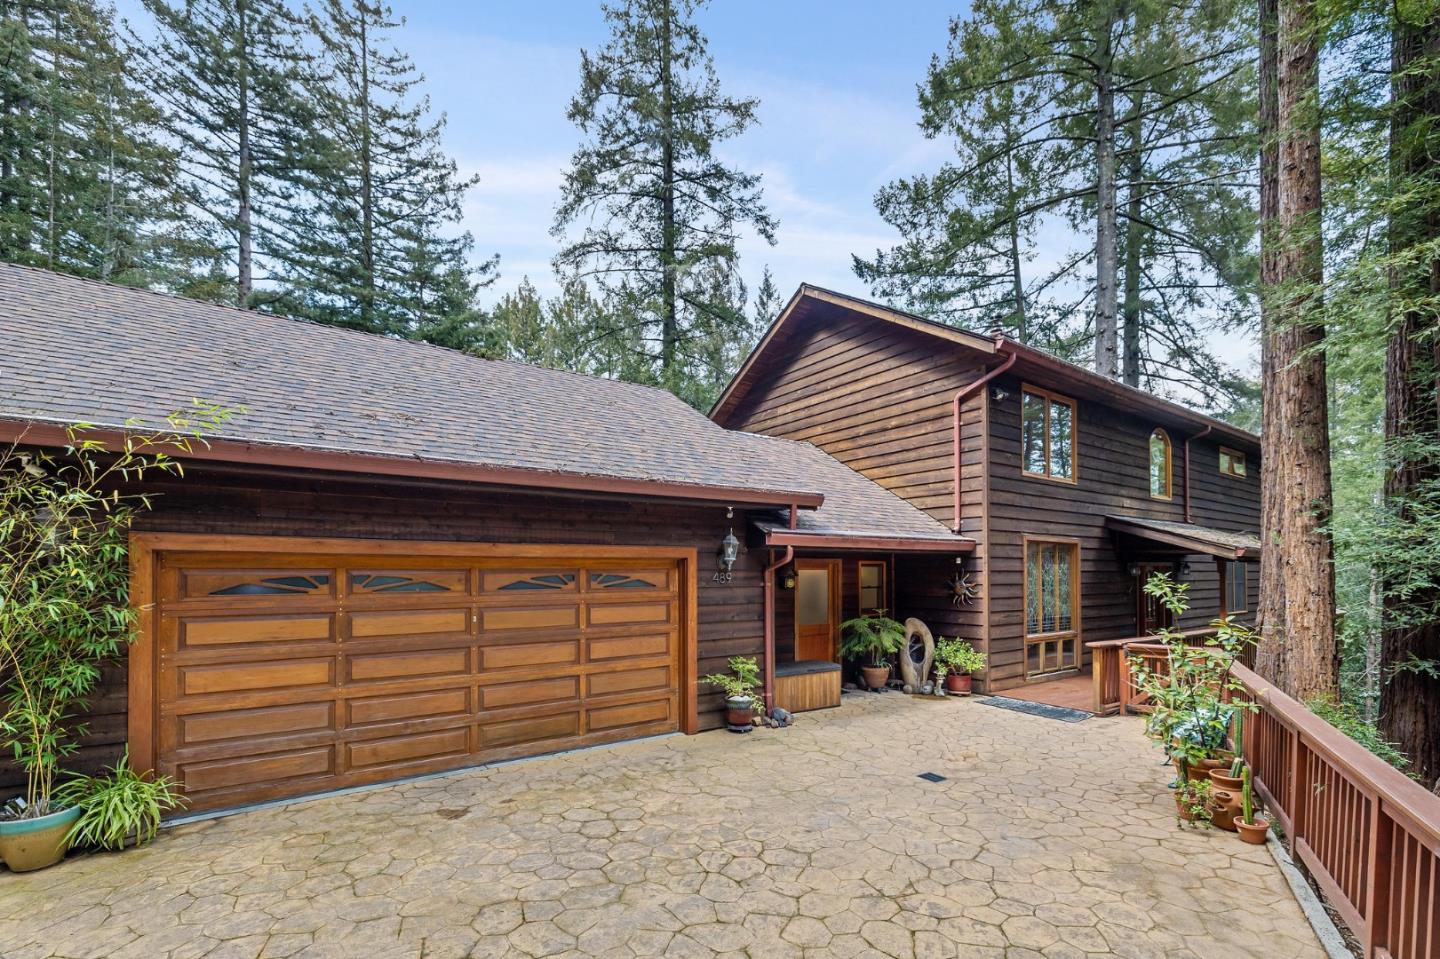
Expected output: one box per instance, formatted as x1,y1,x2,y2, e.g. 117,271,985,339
980,696,1091,723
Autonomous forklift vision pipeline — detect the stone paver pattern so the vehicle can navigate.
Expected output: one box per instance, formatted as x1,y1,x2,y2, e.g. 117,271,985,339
0,694,1324,958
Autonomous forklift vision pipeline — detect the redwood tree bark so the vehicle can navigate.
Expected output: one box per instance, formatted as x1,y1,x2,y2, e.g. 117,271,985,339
1255,0,1288,681
1257,0,1338,701
1379,0,1440,790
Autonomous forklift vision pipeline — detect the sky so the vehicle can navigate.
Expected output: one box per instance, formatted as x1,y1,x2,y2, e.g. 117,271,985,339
114,0,1257,374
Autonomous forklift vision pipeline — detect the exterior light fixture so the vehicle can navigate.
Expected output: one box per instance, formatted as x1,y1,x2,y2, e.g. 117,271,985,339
1177,560,1192,578
718,507,740,574
1126,562,1141,579
991,386,1009,404
781,566,798,590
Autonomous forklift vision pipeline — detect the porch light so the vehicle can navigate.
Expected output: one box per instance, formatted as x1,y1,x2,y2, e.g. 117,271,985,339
781,566,797,590
1126,562,1141,579
718,508,740,573
1177,560,1192,578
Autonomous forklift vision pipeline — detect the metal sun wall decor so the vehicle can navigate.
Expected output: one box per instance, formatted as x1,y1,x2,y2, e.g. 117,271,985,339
950,568,981,608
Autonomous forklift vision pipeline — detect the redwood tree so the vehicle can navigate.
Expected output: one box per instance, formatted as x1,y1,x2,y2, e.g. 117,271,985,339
1379,0,1440,788
1254,0,1339,700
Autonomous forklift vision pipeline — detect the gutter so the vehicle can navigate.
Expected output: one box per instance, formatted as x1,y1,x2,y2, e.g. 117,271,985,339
0,418,826,511
761,505,798,717
1183,425,1212,523
951,338,1018,532
764,530,975,553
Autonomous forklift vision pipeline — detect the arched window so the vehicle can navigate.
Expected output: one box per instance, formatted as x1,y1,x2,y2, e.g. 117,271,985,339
1150,429,1172,499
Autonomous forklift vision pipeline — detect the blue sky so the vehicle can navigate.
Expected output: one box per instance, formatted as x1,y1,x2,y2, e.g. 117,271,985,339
325,0,967,306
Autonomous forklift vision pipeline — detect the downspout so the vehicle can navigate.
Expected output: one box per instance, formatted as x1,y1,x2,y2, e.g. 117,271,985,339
1183,426,1212,523
952,339,1019,532
761,504,797,717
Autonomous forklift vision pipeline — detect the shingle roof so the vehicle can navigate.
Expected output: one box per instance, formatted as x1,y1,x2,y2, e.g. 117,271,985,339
0,263,969,548
1107,515,1262,558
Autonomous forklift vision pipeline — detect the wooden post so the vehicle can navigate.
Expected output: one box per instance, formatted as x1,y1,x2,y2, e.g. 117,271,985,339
1289,731,1308,856
1362,799,1392,957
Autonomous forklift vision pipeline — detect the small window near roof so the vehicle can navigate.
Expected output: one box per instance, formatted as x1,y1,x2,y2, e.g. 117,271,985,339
858,561,886,614
1021,386,1077,483
1220,446,1247,478
1149,429,1172,499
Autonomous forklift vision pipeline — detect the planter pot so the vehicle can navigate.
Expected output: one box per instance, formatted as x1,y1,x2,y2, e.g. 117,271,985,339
1174,793,1198,822
944,673,973,695
1209,770,1244,792
0,804,80,872
1236,818,1270,845
1209,789,1239,832
724,696,756,733
861,665,891,691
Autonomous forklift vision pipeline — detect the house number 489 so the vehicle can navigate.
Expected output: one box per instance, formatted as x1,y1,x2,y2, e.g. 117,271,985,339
711,571,734,584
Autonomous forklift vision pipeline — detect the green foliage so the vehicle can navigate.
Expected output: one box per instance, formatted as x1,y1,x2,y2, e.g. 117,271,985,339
551,0,775,403
935,638,987,676
1129,573,1257,774
54,751,185,850
1307,697,1414,775
0,405,233,813
839,613,906,668
702,656,761,702
1175,777,1214,827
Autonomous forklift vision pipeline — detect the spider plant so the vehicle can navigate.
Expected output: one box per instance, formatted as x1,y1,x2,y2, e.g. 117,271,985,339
54,752,186,851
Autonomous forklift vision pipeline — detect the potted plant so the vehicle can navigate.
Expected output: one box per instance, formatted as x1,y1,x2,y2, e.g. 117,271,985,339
53,752,186,851
840,612,905,690
935,638,986,695
703,656,762,732
1235,766,1270,845
1175,777,1214,826
0,408,229,871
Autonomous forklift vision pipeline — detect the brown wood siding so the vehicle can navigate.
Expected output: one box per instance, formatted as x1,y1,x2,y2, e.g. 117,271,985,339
0,470,769,791
722,314,990,678
985,373,1261,690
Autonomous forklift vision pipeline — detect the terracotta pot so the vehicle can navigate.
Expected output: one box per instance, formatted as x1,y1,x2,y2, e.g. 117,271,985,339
1209,789,1239,832
1236,818,1270,845
1174,793,1198,822
945,673,973,695
724,696,755,732
861,665,891,690
1209,769,1244,792
0,804,80,872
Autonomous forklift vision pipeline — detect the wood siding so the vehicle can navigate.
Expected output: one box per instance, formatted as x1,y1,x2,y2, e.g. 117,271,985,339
0,469,769,791
723,311,990,674
985,372,1261,689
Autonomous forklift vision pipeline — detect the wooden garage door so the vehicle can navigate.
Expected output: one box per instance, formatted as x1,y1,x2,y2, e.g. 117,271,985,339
149,546,685,812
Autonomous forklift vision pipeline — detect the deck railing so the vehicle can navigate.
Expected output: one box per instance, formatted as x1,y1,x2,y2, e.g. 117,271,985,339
1087,628,1218,715
1233,662,1440,959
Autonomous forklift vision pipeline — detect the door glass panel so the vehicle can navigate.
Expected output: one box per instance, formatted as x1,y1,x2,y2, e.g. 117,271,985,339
797,569,830,626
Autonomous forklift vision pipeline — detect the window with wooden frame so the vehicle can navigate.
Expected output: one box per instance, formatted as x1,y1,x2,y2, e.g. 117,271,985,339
1021,386,1077,483
1024,538,1081,676
858,560,886,614
1223,561,1249,616
1219,446,1247,478
1149,429,1173,499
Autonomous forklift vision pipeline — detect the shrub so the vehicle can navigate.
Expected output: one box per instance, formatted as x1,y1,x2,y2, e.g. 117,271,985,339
703,656,761,701
839,612,906,667
54,751,186,850
935,638,986,675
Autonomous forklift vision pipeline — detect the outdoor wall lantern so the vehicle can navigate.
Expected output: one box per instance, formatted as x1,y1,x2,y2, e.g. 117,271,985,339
780,565,798,590
1126,562,1142,579
1176,560,1192,579
991,386,1009,404
718,507,740,574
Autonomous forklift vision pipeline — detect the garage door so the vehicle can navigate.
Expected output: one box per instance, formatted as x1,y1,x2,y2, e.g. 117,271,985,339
147,544,686,812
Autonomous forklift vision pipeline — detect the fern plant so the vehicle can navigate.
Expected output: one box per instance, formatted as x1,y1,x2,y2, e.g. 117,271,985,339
839,612,905,667
54,752,186,850
702,656,761,701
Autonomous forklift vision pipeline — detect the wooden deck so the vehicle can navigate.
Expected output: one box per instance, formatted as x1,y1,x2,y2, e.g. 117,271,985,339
993,670,1094,713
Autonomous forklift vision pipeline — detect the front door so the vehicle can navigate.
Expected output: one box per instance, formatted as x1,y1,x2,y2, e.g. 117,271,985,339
1136,563,1174,634
795,559,840,662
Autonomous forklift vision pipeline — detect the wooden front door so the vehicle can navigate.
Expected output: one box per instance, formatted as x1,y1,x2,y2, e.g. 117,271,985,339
795,559,840,662
1136,563,1174,634
141,540,687,812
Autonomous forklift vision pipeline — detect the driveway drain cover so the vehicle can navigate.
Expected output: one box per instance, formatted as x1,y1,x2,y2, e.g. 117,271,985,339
981,696,1091,723
917,772,947,783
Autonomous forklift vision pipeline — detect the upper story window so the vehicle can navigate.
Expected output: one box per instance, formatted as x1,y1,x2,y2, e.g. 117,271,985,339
1021,386,1077,483
1149,429,1172,499
1219,446,1247,478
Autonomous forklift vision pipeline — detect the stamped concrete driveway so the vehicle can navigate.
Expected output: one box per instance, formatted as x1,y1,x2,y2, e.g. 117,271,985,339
0,694,1324,959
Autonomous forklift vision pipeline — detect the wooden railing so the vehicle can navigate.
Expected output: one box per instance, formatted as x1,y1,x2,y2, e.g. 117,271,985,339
1088,628,1218,715
1234,662,1440,959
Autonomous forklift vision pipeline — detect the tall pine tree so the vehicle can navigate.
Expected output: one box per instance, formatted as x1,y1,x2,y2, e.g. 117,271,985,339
281,0,495,342
551,0,776,400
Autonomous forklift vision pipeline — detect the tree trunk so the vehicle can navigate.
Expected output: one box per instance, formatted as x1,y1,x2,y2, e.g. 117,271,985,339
658,0,678,382
1379,0,1440,790
358,5,375,331
1255,0,1287,682
235,0,254,307
1122,99,1144,387
1261,0,1338,702
1094,50,1119,379
1003,122,1027,342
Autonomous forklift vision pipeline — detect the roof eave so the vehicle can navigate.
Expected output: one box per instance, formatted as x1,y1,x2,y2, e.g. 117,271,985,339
0,418,827,510
763,528,974,553
1106,516,1261,560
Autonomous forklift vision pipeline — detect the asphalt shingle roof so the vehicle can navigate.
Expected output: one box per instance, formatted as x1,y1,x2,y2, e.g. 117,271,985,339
0,264,965,544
